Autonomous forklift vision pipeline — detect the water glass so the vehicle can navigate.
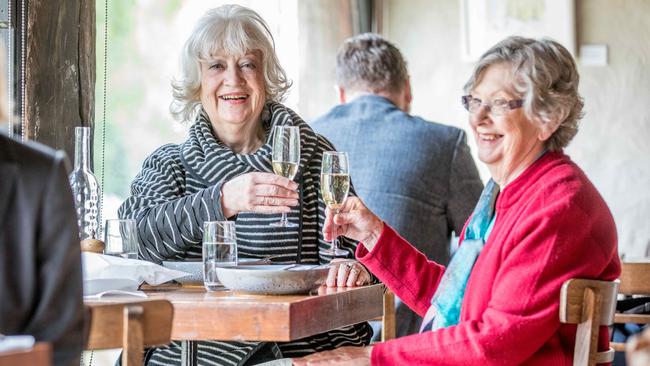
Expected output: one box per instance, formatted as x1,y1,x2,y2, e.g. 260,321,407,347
203,221,238,291
104,219,139,259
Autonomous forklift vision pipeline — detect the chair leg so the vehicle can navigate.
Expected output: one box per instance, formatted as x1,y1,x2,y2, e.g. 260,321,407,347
382,290,396,342
122,305,144,366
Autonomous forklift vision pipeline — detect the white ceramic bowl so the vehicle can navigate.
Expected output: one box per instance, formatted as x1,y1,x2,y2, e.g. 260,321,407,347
215,264,329,295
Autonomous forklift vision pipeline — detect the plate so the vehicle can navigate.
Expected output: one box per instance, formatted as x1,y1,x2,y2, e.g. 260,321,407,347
215,264,329,295
161,258,265,285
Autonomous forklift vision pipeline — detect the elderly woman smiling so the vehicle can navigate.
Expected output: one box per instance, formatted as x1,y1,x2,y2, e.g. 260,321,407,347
119,5,372,366
294,36,621,365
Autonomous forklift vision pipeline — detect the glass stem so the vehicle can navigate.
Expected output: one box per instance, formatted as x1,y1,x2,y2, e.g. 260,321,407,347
331,208,339,251
280,212,288,226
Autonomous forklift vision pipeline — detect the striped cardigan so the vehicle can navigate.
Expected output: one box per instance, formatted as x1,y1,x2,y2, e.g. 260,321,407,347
119,102,372,365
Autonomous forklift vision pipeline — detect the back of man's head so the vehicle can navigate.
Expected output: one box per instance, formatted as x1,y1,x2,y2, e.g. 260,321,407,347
336,33,408,95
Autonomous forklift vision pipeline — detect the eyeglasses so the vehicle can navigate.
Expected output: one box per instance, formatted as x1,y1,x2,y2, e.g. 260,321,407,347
461,95,524,116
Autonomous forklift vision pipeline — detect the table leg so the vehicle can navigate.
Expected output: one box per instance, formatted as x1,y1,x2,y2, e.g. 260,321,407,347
180,340,197,366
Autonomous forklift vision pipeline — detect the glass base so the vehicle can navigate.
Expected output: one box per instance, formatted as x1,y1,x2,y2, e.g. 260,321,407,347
319,248,349,257
269,220,298,228
204,283,228,292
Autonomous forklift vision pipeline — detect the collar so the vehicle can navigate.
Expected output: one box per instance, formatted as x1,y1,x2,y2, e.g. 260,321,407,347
180,101,320,186
495,151,568,210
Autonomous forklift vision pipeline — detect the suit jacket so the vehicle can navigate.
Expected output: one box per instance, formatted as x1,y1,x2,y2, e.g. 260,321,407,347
312,95,483,336
0,134,84,366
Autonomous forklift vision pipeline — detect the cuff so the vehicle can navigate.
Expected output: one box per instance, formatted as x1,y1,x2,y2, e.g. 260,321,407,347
203,182,227,221
355,223,392,261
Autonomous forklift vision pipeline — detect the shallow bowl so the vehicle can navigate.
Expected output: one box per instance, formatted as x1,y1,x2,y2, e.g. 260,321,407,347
215,264,329,295
162,258,264,285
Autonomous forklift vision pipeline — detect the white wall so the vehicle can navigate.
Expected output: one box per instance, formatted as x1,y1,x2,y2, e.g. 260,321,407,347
386,0,650,257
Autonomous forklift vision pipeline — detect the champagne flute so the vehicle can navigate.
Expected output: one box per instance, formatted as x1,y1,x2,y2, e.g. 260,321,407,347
270,125,300,227
319,151,350,257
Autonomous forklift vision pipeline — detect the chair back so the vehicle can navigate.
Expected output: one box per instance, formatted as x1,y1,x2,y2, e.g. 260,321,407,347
559,278,619,366
612,262,650,353
85,299,173,366
618,262,650,296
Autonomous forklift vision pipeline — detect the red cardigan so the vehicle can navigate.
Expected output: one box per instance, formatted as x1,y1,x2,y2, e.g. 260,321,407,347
357,152,621,365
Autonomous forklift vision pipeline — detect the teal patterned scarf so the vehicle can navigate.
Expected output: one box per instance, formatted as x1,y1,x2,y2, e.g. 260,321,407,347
420,178,500,332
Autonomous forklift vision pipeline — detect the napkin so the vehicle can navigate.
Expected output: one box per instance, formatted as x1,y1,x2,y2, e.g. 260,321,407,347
0,335,35,353
82,253,189,298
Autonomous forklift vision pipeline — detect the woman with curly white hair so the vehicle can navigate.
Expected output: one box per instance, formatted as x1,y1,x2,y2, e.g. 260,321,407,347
294,36,621,365
119,5,372,365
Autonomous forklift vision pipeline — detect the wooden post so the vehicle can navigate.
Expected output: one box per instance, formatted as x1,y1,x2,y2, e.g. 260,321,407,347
24,0,95,162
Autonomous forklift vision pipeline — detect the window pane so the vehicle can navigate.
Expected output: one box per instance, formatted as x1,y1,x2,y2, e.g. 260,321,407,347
95,0,299,220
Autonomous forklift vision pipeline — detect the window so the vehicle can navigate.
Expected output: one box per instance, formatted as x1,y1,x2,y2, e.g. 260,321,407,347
96,0,370,220
95,0,301,219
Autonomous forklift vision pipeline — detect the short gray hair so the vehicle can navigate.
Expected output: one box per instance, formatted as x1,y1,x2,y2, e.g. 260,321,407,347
170,5,291,122
464,36,584,151
336,33,408,94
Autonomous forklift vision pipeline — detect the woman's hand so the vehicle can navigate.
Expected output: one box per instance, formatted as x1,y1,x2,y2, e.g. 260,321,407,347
324,197,384,251
292,346,372,366
326,259,372,287
221,172,299,218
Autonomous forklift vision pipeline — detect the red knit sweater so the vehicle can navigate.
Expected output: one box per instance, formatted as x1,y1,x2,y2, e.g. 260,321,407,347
357,152,621,365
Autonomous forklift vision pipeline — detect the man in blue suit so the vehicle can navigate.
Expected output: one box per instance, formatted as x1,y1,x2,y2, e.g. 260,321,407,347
311,33,483,338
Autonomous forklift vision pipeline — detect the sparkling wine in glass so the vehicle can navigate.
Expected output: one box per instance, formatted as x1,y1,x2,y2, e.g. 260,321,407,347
270,125,300,227
320,151,350,257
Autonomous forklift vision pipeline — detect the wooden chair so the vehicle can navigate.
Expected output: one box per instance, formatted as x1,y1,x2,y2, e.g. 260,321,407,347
85,299,173,366
381,289,396,341
0,342,51,366
559,278,618,366
612,262,650,352
369,287,396,342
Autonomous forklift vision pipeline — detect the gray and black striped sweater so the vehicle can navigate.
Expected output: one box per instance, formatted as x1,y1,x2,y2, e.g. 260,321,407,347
119,102,372,365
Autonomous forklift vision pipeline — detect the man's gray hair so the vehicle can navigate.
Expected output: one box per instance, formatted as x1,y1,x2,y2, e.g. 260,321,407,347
464,36,584,151
336,33,408,94
170,4,291,122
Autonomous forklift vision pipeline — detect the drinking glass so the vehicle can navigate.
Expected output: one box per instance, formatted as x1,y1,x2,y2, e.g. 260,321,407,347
270,125,300,227
104,219,139,259
203,221,238,291
319,151,350,257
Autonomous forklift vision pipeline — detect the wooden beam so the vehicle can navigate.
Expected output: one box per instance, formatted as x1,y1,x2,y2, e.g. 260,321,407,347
25,0,95,162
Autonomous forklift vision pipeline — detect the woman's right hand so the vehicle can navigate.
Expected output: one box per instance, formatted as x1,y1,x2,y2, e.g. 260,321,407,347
220,172,299,218
324,197,384,251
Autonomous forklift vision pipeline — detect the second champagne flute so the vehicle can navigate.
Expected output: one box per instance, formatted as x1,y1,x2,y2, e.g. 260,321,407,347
270,125,300,227
320,151,350,257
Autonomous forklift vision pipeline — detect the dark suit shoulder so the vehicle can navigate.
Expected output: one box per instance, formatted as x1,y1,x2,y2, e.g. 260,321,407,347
0,133,67,169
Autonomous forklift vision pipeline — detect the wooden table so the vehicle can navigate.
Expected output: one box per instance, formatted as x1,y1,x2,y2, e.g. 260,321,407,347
0,342,51,366
86,284,384,365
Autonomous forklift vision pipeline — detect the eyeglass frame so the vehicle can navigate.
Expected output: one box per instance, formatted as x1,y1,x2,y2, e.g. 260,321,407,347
461,95,524,116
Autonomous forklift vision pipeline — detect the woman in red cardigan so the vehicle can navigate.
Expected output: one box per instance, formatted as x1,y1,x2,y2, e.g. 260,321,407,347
294,36,621,365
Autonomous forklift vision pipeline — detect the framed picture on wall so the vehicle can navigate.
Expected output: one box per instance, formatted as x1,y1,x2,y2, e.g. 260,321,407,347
460,0,576,62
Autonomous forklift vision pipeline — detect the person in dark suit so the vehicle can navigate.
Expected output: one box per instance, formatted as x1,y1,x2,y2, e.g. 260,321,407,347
0,133,84,366
311,33,483,338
